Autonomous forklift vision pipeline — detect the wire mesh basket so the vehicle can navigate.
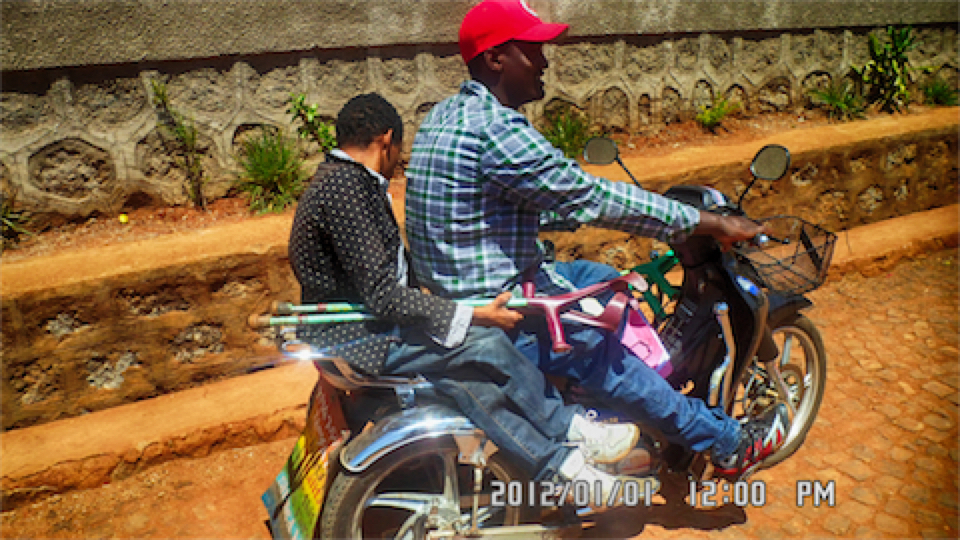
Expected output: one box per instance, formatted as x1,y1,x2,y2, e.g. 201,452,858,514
739,216,837,295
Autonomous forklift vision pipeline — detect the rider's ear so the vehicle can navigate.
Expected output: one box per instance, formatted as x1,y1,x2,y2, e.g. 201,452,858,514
481,47,506,73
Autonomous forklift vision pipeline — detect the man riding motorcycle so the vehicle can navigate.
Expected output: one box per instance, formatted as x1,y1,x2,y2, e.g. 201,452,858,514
405,0,790,479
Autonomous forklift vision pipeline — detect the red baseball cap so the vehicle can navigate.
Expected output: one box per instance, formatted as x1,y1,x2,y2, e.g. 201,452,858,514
459,0,569,62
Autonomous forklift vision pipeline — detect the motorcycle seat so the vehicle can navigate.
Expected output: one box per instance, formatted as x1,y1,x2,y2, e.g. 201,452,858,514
315,355,433,393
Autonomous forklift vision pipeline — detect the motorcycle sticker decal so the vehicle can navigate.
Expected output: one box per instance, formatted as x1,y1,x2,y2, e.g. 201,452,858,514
262,436,343,540
262,376,348,539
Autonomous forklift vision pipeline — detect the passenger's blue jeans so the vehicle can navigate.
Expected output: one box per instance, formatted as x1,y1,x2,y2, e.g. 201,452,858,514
510,260,741,458
384,326,580,481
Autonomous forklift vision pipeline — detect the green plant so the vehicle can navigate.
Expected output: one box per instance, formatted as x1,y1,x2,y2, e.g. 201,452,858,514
150,79,207,209
288,94,336,153
921,76,959,106
1,190,33,251
234,128,307,214
809,80,867,121
851,25,923,113
695,95,739,133
540,106,593,159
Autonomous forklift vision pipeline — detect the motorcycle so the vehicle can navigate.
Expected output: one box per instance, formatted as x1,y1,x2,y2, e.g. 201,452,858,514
256,140,834,539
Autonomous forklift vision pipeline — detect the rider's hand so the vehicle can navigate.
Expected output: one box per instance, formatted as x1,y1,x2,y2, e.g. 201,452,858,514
695,211,768,251
472,292,524,330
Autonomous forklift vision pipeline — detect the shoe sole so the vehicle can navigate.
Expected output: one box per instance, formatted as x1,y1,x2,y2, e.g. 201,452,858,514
591,425,641,464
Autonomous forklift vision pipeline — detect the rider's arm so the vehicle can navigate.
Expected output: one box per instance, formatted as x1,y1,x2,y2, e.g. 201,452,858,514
480,113,699,244
693,211,767,251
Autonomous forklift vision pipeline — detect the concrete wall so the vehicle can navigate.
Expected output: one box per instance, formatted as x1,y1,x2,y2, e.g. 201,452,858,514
1,1,957,218
3,1,957,70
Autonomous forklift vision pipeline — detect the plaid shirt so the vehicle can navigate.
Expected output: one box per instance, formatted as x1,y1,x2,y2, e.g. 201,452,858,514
406,80,700,299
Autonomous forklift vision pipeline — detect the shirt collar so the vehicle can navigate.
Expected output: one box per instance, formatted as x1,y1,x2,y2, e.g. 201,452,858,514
329,148,389,192
461,79,498,104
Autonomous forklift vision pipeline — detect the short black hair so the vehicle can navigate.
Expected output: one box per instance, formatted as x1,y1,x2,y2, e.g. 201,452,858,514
335,93,403,148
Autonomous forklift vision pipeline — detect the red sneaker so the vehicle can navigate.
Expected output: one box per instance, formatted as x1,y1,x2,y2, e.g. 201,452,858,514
712,403,790,480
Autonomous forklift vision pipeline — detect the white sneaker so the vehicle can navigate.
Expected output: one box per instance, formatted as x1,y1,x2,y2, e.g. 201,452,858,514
566,411,640,464
558,448,658,511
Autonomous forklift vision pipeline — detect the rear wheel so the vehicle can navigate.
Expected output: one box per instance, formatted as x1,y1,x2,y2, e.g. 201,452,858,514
730,314,827,467
318,437,532,539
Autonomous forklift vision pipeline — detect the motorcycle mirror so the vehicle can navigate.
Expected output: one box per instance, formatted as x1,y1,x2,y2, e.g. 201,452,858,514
737,144,791,208
750,144,791,180
582,137,644,190
582,137,619,165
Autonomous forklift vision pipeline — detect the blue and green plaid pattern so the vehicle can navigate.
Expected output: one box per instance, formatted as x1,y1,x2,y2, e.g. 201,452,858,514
406,80,699,299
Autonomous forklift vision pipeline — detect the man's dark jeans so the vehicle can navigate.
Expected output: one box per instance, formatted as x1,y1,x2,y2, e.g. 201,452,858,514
384,326,580,480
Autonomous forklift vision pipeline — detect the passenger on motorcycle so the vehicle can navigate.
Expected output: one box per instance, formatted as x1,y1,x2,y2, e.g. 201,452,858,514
405,0,790,479
288,93,655,507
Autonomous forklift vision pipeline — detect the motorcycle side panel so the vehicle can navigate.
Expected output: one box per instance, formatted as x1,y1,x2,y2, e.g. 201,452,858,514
340,404,483,473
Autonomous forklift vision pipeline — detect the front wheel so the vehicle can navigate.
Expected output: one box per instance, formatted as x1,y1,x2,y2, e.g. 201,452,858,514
730,314,827,467
318,437,532,539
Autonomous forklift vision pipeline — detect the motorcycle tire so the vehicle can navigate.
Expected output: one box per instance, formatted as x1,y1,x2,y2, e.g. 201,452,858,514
317,436,534,539
735,313,827,467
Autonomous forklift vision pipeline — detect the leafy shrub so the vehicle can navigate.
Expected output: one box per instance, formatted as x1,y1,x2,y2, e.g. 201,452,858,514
921,76,959,106
809,80,867,121
696,95,739,133
235,128,308,214
851,25,923,113
288,94,336,153
150,79,207,209
1,190,32,251
540,106,593,159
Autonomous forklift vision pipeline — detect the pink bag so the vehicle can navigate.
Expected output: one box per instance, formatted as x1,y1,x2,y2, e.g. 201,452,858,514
621,308,672,377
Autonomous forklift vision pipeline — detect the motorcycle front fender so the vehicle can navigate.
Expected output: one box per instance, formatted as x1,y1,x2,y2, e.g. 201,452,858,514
339,404,483,473
768,293,813,328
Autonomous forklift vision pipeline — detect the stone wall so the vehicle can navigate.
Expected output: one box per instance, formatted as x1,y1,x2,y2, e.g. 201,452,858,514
1,1,957,217
3,116,956,431
2,220,300,431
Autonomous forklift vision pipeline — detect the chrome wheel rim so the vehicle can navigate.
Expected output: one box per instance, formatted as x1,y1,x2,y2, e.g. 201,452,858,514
346,447,521,539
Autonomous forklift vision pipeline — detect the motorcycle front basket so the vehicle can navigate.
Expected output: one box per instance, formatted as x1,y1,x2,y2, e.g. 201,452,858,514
739,216,837,295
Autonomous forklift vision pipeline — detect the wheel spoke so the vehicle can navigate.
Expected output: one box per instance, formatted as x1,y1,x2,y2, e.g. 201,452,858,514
461,505,504,528
392,513,426,540
367,492,436,513
766,362,798,418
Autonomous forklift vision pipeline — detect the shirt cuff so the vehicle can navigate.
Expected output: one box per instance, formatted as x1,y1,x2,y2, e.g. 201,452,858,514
663,202,701,244
431,304,473,348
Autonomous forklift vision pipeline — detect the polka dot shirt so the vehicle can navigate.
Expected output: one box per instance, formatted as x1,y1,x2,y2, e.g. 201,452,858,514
289,155,458,374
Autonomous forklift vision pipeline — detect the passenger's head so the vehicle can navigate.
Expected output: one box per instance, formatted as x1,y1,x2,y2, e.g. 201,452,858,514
336,93,404,149
335,93,404,177
459,0,567,109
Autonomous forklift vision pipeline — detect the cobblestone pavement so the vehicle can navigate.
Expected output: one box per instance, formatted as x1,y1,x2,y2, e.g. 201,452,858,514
585,248,960,539
1,250,957,539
